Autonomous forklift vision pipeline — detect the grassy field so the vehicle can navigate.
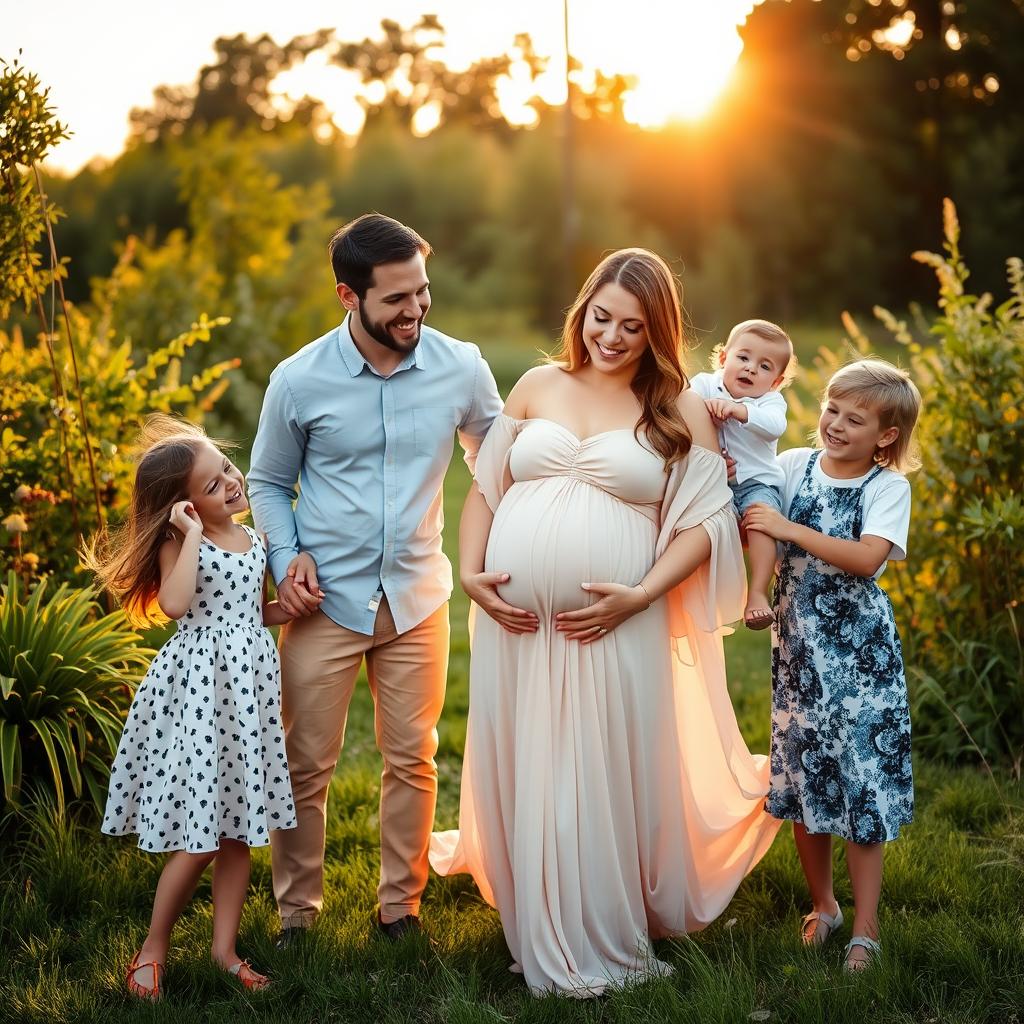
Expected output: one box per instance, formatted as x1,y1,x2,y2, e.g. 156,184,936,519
3,328,1023,1022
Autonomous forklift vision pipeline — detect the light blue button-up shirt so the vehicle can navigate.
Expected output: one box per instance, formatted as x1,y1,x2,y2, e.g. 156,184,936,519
248,316,502,635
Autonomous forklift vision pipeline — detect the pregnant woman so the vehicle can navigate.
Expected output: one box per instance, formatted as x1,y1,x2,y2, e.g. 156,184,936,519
430,249,781,996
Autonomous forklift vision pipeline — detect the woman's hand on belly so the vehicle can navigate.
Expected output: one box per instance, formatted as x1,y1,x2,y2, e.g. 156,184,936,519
555,581,651,643
462,570,540,634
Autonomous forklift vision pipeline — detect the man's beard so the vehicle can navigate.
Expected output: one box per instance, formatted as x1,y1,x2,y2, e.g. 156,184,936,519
359,303,422,354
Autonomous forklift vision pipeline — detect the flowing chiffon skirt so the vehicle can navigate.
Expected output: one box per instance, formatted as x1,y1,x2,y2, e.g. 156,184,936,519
431,416,781,996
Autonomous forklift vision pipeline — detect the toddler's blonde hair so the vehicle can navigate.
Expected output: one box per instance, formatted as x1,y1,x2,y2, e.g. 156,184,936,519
824,359,922,473
711,318,798,389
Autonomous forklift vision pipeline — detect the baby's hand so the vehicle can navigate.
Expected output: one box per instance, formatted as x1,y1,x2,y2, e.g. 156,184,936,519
169,500,203,536
705,397,742,423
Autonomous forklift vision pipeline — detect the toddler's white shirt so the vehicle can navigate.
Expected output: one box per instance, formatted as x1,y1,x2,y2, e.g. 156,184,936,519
690,370,787,488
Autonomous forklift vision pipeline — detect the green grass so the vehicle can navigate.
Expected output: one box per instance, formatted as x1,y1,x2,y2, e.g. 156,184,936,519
3,332,1023,1023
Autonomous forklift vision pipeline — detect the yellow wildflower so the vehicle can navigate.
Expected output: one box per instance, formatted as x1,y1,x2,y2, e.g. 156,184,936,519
21,552,39,570
3,513,28,533
1004,407,1019,424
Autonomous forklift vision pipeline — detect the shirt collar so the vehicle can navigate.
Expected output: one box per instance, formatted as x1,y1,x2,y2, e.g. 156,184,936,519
338,314,425,377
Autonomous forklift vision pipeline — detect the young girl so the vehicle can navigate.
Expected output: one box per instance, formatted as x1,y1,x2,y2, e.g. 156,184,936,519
743,359,921,972
88,414,303,1000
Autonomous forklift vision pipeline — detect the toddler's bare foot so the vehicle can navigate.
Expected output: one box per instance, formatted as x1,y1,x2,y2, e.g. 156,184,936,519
743,593,775,630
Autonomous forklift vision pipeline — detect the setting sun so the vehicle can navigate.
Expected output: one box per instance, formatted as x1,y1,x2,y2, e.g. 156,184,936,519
574,0,753,126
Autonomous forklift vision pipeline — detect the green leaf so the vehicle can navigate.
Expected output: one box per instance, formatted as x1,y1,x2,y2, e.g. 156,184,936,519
0,719,22,804
48,716,82,798
29,718,65,818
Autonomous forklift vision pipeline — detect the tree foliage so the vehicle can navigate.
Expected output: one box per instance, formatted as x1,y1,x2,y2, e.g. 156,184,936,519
128,29,335,141
0,56,69,321
41,3,1022,337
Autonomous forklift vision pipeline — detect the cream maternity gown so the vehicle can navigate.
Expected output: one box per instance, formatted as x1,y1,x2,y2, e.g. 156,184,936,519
429,414,781,997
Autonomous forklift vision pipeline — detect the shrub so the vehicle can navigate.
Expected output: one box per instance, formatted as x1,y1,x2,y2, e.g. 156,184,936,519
0,571,152,816
792,200,1024,773
0,296,236,586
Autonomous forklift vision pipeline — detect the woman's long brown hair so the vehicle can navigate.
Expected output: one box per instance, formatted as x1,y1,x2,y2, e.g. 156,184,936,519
552,248,692,465
83,414,225,627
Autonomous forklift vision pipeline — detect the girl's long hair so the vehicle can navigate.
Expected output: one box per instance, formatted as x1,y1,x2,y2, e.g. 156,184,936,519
552,248,692,465
83,414,223,627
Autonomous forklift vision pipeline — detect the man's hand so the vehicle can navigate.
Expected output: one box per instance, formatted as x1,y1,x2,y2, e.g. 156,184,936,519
277,552,324,617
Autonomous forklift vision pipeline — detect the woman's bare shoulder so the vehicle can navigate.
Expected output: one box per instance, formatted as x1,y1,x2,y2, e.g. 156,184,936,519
503,363,566,419
676,386,719,451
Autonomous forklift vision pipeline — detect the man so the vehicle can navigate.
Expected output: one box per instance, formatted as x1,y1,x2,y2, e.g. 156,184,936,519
248,213,502,943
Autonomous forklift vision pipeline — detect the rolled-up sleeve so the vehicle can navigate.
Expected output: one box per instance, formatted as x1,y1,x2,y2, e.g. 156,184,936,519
248,368,306,585
457,347,503,474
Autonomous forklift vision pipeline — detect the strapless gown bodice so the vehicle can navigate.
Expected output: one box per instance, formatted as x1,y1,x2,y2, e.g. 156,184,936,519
506,419,667,507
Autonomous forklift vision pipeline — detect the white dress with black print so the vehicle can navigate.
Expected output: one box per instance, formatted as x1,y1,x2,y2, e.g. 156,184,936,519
102,525,296,853
767,451,913,844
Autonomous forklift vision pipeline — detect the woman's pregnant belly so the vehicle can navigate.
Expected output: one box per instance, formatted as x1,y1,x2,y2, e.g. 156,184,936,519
486,477,657,616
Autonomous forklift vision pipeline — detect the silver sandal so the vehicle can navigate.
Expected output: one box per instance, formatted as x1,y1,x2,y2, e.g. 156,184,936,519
800,905,844,946
843,935,881,971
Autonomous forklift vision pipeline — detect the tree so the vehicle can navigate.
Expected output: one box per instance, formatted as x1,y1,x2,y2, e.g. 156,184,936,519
833,0,1024,287
129,30,335,141
335,17,546,134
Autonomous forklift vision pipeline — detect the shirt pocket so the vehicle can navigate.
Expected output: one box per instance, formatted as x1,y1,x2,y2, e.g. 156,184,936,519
413,406,458,458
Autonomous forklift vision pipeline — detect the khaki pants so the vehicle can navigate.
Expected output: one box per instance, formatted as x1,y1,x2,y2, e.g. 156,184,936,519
271,598,449,925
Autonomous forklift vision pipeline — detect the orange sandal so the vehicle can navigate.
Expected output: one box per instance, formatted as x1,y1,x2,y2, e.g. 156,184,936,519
126,951,164,1001
225,959,270,991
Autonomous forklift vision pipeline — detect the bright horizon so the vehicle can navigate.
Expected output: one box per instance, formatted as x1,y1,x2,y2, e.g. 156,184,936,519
6,0,758,174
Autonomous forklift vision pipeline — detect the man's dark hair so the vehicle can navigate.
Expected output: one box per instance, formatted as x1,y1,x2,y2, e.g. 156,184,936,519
328,214,432,298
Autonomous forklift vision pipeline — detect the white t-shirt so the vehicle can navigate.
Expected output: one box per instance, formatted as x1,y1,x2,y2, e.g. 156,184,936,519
778,447,911,579
690,370,787,489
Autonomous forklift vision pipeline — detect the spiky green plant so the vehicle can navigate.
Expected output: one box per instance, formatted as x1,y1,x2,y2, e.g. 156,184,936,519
0,571,151,817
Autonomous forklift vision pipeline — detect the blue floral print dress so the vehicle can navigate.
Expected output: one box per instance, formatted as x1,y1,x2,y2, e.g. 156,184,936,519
767,451,913,843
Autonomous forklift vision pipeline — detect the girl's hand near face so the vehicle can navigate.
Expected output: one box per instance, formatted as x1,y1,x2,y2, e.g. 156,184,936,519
743,502,792,542
169,500,203,537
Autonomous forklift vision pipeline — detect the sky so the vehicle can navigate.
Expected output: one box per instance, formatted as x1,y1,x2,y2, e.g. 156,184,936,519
6,0,758,173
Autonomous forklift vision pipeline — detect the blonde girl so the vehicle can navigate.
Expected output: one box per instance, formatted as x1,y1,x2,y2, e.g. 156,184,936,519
744,359,921,972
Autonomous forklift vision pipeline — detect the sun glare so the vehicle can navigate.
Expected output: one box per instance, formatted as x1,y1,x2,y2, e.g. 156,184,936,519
576,1,752,127
271,2,756,139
